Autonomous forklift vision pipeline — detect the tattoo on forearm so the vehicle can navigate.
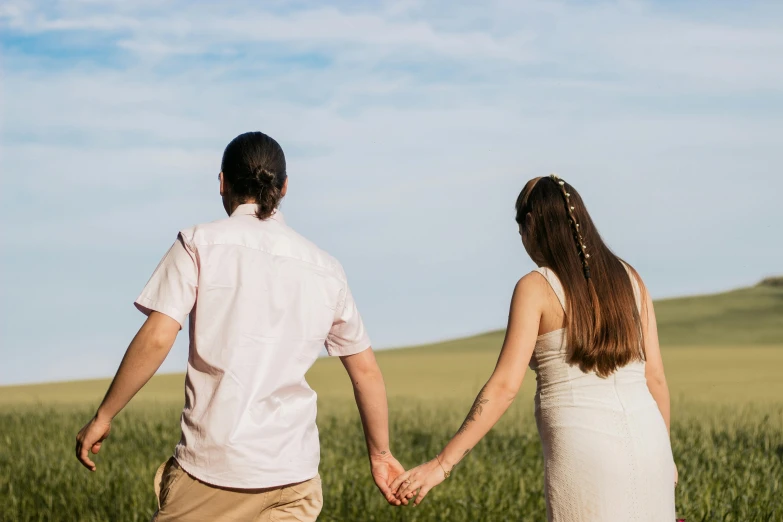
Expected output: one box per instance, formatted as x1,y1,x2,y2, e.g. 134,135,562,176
456,387,489,436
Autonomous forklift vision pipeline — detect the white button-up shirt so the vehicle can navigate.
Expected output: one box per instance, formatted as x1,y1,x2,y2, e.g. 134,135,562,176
135,204,371,488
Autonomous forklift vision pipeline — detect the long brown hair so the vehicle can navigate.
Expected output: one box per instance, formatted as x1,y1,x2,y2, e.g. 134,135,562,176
516,175,645,377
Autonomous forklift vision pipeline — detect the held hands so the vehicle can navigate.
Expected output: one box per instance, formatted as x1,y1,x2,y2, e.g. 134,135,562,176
75,414,112,471
370,452,407,506
390,458,449,506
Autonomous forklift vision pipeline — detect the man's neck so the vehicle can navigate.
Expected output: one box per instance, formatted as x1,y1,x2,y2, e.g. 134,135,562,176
225,199,257,216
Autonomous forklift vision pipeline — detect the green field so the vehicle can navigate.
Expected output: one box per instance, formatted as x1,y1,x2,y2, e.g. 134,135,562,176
1,282,782,521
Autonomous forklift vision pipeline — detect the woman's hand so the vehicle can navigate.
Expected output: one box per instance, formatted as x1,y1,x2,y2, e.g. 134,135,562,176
674,463,679,487
390,458,448,506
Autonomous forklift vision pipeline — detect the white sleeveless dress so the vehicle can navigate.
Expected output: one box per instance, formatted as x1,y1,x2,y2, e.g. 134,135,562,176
531,267,676,521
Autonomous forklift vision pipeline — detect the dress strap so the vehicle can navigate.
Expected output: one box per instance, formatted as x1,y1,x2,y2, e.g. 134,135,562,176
534,267,567,312
535,264,643,316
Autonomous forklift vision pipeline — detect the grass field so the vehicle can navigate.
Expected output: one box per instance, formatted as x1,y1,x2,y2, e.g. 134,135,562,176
1,282,782,521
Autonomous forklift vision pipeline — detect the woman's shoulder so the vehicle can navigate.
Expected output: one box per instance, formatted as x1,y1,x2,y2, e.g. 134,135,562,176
619,260,648,293
513,270,554,300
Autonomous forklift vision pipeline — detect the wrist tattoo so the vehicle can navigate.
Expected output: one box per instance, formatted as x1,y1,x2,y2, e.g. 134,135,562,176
457,449,471,465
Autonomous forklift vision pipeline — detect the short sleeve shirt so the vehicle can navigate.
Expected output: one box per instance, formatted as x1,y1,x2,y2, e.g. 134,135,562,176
135,204,371,488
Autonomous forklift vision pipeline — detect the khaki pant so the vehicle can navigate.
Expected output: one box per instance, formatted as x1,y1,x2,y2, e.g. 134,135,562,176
151,458,323,521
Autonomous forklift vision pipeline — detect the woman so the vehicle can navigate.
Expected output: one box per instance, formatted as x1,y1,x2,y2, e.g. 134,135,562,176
392,175,677,520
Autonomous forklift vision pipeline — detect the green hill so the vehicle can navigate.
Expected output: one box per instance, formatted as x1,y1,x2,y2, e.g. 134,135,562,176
393,281,783,352
1,281,781,407
654,284,783,346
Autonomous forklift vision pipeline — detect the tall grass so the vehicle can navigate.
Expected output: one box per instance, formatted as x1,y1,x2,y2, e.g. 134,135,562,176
1,401,781,521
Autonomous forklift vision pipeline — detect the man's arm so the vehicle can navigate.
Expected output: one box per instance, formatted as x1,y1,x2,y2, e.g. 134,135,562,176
75,311,180,471
340,348,405,506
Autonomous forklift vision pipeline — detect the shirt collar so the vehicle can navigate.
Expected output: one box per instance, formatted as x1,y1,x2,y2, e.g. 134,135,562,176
230,204,286,224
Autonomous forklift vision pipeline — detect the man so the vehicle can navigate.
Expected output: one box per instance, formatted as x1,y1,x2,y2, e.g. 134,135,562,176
76,131,405,521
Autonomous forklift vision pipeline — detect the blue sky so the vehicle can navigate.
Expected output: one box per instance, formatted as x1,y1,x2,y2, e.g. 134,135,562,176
1,0,781,385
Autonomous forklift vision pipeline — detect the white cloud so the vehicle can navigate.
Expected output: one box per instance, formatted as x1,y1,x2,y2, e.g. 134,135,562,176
1,0,781,384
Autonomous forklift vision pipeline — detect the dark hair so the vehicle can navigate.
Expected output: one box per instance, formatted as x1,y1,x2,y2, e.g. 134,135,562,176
515,176,645,377
221,132,287,220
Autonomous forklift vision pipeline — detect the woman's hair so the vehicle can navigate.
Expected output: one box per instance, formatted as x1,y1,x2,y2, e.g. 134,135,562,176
221,132,287,220
515,175,645,377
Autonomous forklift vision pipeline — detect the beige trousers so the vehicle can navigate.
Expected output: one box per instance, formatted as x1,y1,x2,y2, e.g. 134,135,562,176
151,458,323,522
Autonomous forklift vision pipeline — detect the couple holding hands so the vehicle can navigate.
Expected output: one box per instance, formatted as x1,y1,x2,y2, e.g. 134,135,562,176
76,132,676,521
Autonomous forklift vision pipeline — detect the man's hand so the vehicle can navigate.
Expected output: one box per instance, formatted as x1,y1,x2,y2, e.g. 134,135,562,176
75,415,112,471
370,453,406,506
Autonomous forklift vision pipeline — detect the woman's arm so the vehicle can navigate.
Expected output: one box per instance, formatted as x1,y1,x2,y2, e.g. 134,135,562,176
390,273,544,505
639,282,678,485
641,287,670,433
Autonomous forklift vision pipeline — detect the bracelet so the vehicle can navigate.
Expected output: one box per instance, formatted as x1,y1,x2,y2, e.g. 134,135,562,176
435,455,451,479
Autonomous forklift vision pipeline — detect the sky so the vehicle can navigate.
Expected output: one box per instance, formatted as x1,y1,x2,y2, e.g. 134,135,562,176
1,0,781,386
